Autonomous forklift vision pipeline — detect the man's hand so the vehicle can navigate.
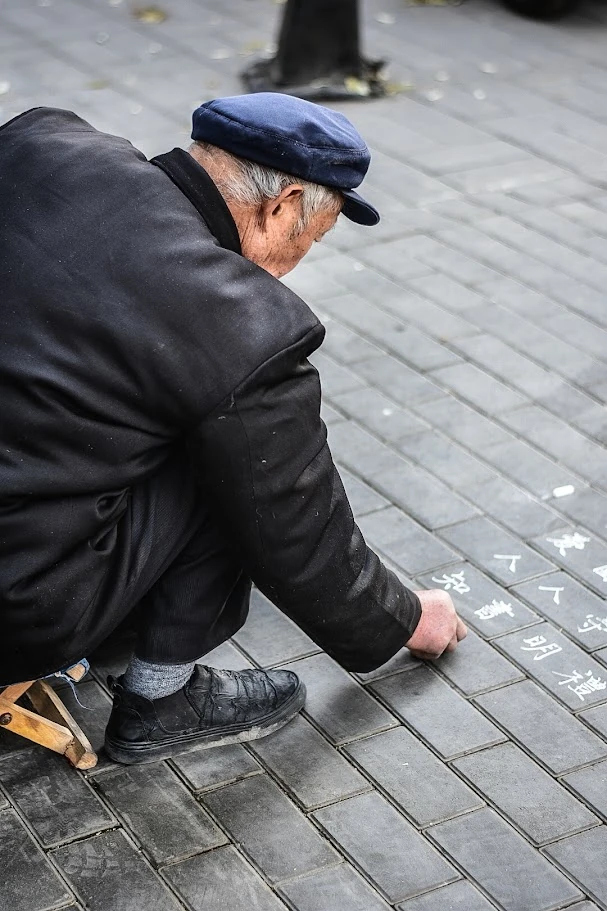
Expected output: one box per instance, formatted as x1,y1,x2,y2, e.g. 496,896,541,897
405,589,467,660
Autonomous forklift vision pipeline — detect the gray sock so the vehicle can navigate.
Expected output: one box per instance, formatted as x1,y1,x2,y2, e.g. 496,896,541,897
122,656,196,701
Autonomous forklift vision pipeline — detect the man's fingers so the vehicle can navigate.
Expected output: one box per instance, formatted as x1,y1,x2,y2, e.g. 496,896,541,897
409,647,441,661
445,632,459,653
456,616,468,641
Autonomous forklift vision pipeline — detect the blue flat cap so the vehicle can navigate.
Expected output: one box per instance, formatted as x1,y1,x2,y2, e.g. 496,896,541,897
191,93,379,226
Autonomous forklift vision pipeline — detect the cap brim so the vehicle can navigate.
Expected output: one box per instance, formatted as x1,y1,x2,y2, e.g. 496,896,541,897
341,188,380,226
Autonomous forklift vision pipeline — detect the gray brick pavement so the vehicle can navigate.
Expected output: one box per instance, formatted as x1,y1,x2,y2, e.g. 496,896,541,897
3,0,607,908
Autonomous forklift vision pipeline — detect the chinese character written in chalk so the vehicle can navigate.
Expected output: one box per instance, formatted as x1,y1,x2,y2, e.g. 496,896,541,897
493,554,521,573
431,570,470,594
552,669,607,702
538,585,565,605
546,532,590,557
593,565,607,584
475,599,514,621
521,635,562,660
577,614,607,635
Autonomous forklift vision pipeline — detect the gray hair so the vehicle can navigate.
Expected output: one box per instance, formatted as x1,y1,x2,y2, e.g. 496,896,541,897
192,141,342,234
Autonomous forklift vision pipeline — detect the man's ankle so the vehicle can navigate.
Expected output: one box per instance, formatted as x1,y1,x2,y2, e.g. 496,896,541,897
122,656,196,700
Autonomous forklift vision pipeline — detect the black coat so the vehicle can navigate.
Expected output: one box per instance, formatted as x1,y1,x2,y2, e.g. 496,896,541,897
0,108,420,682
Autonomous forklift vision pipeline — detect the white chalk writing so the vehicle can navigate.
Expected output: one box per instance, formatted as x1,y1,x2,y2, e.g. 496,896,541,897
577,614,607,635
593,565,607,584
474,599,514,621
546,533,590,557
493,554,521,573
538,585,565,605
552,669,607,702
521,635,562,661
431,571,470,594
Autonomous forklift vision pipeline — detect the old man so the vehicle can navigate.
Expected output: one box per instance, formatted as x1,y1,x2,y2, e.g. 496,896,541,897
0,94,466,764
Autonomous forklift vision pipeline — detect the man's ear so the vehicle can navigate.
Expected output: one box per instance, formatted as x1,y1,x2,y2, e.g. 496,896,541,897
269,184,304,219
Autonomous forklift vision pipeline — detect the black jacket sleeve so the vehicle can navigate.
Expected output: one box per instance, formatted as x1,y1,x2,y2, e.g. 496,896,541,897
188,322,421,673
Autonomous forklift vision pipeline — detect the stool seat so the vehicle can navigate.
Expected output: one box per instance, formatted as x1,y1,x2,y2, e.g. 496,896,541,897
0,664,97,770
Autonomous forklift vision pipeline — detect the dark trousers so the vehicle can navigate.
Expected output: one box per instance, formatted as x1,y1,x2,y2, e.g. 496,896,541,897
105,453,251,665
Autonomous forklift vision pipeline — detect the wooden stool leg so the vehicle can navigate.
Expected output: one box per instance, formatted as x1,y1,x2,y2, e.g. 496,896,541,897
0,679,98,770
27,680,98,770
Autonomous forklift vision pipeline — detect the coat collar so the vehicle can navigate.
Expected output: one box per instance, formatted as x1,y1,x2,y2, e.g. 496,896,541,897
151,148,242,255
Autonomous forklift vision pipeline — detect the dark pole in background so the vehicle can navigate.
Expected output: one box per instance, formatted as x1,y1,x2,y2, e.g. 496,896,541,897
241,0,388,100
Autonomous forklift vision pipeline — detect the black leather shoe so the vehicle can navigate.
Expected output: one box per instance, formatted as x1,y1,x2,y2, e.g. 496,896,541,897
104,664,305,764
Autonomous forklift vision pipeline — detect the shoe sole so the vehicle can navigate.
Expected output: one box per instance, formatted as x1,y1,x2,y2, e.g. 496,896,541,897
104,680,306,765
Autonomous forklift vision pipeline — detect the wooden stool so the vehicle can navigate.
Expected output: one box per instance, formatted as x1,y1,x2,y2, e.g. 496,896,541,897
0,662,97,770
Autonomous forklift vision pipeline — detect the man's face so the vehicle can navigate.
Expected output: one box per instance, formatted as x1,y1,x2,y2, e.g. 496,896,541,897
234,186,340,279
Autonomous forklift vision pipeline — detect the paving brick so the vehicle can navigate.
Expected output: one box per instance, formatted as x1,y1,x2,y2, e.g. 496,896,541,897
482,439,581,501
338,466,390,518
438,516,556,585
563,761,607,822
203,774,338,883
322,294,460,371
538,382,607,446
0,749,113,847
283,262,345,302
354,647,421,684
171,742,262,792
445,158,568,195
453,742,598,846
560,905,601,911
314,792,459,904
462,475,564,539
97,763,227,865
428,807,582,910
459,300,602,391
543,827,607,907
320,400,345,426
552,487,607,544
52,828,182,911
475,681,607,775
0,808,73,911
396,430,498,488
233,589,319,667
412,395,514,450
344,726,483,827
355,353,445,406
530,527,607,597
453,333,564,400
359,507,459,577
407,272,489,312
163,845,287,911
282,653,397,745
494,623,607,712
578,703,607,742
501,405,607,488
310,350,366,396
433,629,524,696
430,361,528,414
199,638,255,671
513,572,607,652
400,234,501,286
278,863,392,911
475,275,558,324
371,666,505,760
321,317,381,364
332,387,430,447
249,715,369,810
330,422,478,529
396,879,505,911
355,238,437,284
51,677,118,776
